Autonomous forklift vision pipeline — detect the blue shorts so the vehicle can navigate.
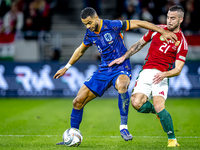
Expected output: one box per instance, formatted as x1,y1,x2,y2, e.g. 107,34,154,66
84,69,132,97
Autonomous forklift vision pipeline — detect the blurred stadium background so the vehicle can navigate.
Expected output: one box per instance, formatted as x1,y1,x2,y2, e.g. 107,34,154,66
0,0,200,98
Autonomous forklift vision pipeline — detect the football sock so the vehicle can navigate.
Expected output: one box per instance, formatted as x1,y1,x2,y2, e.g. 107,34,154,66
120,125,128,130
70,108,83,129
137,101,156,114
157,109,175,139
118,92,130,125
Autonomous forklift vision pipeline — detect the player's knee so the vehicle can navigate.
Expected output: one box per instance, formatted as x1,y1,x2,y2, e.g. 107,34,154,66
154,103,165,113
131,95,141,110
117,82,128,93
73,97,84,110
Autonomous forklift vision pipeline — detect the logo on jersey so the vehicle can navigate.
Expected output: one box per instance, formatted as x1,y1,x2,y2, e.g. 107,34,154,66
85,76,92,82
175,41,180,46
134,80,138,87
179,55,186,61
160,35,165,41
104,33,113,44
159,91,165,96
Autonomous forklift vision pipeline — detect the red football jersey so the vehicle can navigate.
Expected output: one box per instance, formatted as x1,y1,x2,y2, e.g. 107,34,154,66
142,25,188,72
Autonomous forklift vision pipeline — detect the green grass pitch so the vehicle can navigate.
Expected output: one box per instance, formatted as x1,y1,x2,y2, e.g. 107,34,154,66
0,98,200,150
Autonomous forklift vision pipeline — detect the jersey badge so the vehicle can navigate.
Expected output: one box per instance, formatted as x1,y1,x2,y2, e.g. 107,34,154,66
175,41,180,46
160,35,165,41
104,33,113,44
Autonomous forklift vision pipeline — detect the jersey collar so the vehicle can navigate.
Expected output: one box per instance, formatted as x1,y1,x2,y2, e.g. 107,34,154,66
94,19,103,34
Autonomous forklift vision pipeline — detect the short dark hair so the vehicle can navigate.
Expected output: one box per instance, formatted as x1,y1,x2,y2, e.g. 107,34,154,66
169,5,184,18
80,7,97,19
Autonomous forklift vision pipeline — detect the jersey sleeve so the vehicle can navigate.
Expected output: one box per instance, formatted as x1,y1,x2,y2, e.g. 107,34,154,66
109,20,123,33
82,31,92,47
176,37,188,62
121,20,130,31
142,30,154,42
143,25,166,42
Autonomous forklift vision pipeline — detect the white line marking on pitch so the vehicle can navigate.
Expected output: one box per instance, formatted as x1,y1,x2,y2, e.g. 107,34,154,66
0,135,199,138
0,135,57,137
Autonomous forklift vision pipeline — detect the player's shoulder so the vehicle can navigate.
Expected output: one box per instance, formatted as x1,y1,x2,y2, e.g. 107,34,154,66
146,24,167,35
103,19,121,23
177,29,185,37
176,29,187,41
100,19,122,32
103,19,122,27
178,29,188,47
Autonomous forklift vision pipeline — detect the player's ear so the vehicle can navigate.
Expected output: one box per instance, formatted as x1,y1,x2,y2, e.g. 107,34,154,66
179,17,183,24
95,14,99,19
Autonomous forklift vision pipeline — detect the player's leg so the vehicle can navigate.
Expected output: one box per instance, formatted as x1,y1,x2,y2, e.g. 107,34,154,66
115,74,130,126
56,85,96,145
131,93,156,114
151,73,179,147
71,84,96,129
153,96,179,147
131,70,156,114
115,74,133,141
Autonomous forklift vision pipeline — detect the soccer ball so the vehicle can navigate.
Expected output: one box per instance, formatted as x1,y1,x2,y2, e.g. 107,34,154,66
62,128,83,147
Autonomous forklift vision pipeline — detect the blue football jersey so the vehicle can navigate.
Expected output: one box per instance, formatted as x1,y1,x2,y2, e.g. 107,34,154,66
83,19,131,72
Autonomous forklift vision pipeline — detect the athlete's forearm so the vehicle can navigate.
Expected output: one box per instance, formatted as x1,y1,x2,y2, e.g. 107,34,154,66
139,21,166,34
164,68,182,78
53,45,88,79
124,38,147,59
164,60,185,78
129,20,166,34
68,44,88,65
129,20,177,43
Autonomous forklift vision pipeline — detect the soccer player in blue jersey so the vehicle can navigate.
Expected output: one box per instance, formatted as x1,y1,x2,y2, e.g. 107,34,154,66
54,7,177,144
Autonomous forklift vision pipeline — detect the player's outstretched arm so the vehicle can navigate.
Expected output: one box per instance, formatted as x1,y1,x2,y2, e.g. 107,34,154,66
109,38,147,67
53,44,89,79
153,60,185,84
129,20,177,43
108,55,126,67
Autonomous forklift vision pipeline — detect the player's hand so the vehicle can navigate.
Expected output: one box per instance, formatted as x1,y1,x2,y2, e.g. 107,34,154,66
153,72,166,84
108,56,125,67
162,30,177,44
53,67,67,79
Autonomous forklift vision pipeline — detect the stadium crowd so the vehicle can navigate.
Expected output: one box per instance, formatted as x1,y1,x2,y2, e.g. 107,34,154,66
0,0,199,61
0,0,199,39
116,0,200,34
0,0,54,59
0,0,53,39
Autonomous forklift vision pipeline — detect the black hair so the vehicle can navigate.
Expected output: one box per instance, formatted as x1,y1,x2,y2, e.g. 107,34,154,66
169,5,184,17
80,7,97,19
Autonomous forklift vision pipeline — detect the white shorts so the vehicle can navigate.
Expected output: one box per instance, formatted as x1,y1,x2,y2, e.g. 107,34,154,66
132,69,168,100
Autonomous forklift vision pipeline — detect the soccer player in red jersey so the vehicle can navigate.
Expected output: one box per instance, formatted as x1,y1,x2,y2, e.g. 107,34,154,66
109,5,187,147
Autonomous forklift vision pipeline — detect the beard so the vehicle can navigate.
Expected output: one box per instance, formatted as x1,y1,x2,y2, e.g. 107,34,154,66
93,22,99,32
167,21,179,32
